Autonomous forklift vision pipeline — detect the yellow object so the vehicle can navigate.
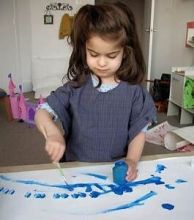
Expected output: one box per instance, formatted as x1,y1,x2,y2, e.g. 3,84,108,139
59,13,74,39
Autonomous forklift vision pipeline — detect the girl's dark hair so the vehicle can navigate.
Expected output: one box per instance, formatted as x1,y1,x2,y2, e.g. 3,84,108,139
66,2,146,86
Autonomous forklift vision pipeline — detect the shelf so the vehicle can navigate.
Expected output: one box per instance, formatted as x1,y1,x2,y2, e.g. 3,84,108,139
167,69,194,124
169,99,194,114
167,100,194,125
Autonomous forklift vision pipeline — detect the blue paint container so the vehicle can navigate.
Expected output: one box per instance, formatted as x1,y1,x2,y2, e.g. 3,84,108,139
112,160,128,185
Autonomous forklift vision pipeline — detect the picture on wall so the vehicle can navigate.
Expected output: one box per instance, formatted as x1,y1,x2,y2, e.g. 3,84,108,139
44,14,53,24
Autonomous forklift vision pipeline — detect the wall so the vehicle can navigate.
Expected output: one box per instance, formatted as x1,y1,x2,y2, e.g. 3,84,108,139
0,0,20,92
151,0,194,79
96,0,145,45
30,0,75,58
0,0,31,92
96,0,194,80
0,0,94,93
0,0,194,93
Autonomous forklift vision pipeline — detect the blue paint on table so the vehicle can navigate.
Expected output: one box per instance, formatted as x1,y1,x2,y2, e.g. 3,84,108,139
155,164,167,173
162,203,174,210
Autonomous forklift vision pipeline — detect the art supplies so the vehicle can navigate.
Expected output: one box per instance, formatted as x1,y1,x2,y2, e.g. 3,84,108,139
1,156,194,219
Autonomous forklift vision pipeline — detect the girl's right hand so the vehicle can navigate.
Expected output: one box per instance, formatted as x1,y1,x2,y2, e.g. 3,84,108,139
45,134,65,162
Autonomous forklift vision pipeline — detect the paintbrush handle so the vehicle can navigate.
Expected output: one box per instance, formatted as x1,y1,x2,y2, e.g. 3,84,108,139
54,162,64,174
53,162,74,191
53,162,67,182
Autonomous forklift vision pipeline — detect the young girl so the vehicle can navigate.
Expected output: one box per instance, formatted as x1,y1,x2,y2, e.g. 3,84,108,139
35,2,156,181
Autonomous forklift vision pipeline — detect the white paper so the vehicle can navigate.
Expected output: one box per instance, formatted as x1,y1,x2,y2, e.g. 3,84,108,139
171,126,194,144
1,156,194,220
146,121,194,150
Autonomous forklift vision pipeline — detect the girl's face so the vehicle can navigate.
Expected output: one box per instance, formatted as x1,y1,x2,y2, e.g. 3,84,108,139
86,35,124,84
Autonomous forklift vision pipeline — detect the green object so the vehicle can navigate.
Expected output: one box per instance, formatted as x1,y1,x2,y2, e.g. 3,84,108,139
183,77,194,108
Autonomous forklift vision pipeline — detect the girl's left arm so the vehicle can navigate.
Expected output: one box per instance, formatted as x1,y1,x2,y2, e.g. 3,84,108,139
125,132,146,181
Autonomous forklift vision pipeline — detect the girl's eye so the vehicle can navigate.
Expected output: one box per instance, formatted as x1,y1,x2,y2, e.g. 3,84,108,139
107,55,117,59
88,52,118,58
107,52,119,59
90,53,98,57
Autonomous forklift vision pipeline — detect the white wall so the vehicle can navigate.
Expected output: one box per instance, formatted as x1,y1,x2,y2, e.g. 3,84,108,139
0,0,20,92
0,0,94,93
151,0,194,79
96,0,145,44
0,0,193,92
30,0,74,58
0,0,31,92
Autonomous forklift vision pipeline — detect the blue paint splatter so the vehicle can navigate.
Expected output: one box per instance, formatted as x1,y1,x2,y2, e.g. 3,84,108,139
53,193,61,199
83,173,107,180
0,175,74,191
93,183,106,191
162,203,174,210
102,191,157,213
176,179,187,183
111,185,125,195
89,191,101,198
124,175,165,187
0,169,188,215
78,192,87,198
71,193,79,199
25,192,31,198
165,184,175,189
155,164,167,173
60,193,69,199
53,193,69,199
71,192,86,199
2,189,9,194
9,189,15,195
0,174,164,199
0,187,4,192
0,187,15,195
34,193,46,199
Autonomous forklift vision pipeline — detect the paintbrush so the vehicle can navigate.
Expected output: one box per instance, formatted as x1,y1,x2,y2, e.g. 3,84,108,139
53,162,74,191
53,162,68,183
42,131,73,190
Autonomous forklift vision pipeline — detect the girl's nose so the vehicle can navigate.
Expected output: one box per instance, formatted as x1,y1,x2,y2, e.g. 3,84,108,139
97,56,107,67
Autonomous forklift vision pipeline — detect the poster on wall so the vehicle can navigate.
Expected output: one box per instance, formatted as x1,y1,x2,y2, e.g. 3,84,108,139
185,21,194,47
1,156,194,219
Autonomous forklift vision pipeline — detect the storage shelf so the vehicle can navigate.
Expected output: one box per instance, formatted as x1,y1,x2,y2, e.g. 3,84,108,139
167,100,194,125
167,68,194,124
169,99,194,114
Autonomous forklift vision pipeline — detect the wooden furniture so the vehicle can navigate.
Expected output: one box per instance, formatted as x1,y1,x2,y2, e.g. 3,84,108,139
0,92,13,122
146,79,169,113
154,100,168,112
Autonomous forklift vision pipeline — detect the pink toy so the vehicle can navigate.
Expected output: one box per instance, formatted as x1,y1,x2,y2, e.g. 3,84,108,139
8,74,45,124
18,85,27,121
8,74,20,119
8,73,16,96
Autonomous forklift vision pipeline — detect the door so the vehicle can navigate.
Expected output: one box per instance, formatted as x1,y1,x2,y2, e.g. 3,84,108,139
142,0,156,91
